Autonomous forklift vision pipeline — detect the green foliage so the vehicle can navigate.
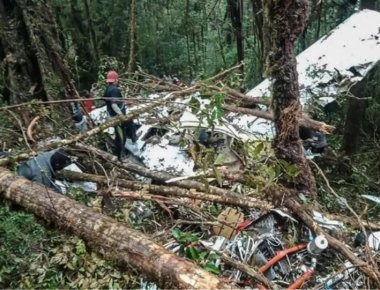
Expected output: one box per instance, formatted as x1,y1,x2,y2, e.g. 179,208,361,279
171,228,220,275
0,205,137,289
172,228,199,244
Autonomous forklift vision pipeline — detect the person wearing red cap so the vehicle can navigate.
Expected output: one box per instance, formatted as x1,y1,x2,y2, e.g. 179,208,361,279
103,70,136,160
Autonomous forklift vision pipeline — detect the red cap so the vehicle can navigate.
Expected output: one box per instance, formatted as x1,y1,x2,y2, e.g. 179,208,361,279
106,70,119,83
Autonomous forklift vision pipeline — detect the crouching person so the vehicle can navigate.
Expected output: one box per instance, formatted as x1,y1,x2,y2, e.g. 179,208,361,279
299,126,327,154
17,149,71,193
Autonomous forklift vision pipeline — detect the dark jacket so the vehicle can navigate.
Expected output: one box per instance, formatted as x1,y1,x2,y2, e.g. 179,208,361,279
18,150,61,192
103,84,126,117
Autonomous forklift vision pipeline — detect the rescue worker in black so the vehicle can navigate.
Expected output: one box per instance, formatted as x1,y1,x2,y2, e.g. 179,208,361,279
103,70,137,160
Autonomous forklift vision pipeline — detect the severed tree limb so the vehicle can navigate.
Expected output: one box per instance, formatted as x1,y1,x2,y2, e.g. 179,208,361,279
101,189,214,221
223,104,335,134
209,85,270,107
284,198,380,287
57,169,273,211
0,167,235,289
73,143,273,211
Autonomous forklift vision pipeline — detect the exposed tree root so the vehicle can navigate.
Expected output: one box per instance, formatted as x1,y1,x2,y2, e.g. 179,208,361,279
26,116,40,143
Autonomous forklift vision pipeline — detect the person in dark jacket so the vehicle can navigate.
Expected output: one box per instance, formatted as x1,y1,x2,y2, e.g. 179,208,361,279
103,70,137,160
299,126,327,154
17,149,71,192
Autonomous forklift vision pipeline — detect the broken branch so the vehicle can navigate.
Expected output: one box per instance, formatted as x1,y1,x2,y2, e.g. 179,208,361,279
58,169,273,210
223,104,335,134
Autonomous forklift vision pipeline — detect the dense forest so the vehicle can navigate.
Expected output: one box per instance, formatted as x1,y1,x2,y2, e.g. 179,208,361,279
1,0,380,289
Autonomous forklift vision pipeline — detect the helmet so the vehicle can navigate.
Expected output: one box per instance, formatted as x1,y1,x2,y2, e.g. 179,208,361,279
106,70,119,83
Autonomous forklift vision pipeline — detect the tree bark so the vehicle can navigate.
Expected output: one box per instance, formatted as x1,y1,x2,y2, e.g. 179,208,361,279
0,0,44,123
15,0,76,100
262,0,317,197
0,167,234,289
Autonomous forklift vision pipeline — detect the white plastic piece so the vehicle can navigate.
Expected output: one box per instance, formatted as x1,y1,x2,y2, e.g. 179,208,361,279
368,232,380,251
307,235,328,255
361,194,380,204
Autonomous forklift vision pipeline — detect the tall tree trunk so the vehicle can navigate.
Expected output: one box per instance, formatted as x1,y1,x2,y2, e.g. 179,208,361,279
250,0,264,78
262,0,316,197
0,0,79,126
83,0,99,64
0,0,44,111
127,0,137,73
0,167,233,289
15,0,71,100
343,74,372,154
343,2,379,154
185,0,193,79
227,0,244,67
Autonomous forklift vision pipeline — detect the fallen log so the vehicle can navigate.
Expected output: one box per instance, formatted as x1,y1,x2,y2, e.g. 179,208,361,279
58,170,273,210
223,104,335,134
73,143,273,211
0,167,234,289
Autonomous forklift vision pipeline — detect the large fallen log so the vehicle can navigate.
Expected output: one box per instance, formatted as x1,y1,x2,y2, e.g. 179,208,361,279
223,104,335,134
58,170,273,210
73,143,273,211
0,167,234,289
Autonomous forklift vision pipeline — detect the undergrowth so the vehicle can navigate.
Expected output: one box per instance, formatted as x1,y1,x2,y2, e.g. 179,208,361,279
0,204,139,289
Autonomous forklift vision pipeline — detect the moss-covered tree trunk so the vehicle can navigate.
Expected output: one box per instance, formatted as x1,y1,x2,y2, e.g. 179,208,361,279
1,0,80,104
0,0,45,123
262,0,317,197
0,167,233,289
15,0,77,100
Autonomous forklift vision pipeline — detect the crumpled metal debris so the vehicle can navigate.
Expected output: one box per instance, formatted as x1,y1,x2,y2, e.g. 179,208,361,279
313,211,345,231
129,201,154,221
